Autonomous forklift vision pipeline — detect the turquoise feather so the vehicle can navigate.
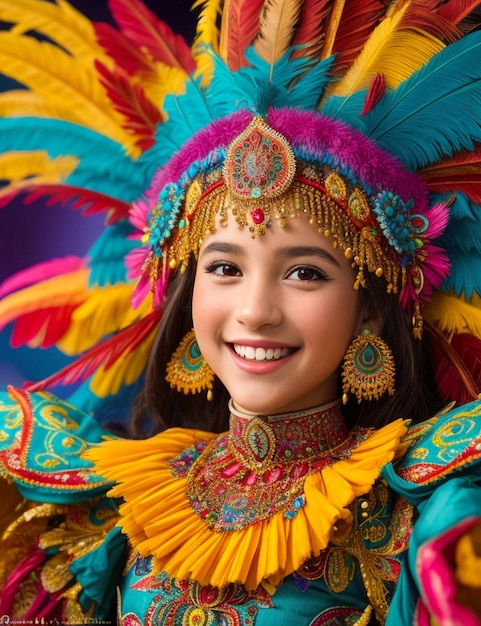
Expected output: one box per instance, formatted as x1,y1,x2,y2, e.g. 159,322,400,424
0,118,148,200
356,33,481,170
321,91,367,131
87,220,137,288
441,248,481,298
439,217,481,254
148,77,213,168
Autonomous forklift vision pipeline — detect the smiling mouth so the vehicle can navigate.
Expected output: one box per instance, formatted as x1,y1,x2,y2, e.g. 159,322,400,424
232,344,296,361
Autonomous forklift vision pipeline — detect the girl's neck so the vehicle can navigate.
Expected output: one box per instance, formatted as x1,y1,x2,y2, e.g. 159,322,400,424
228,399,348,468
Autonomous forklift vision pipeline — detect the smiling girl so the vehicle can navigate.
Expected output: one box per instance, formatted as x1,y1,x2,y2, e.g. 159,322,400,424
1,2,481,625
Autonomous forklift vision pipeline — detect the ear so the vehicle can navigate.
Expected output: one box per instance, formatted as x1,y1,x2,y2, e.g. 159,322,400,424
354,303,383,337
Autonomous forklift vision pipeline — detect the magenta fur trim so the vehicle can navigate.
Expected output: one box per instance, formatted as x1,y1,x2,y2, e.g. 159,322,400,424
145,110,253,205
145,107,430,212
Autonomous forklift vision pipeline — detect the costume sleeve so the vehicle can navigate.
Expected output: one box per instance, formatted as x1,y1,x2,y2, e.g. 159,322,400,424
0,387,127,622
383,399,481,625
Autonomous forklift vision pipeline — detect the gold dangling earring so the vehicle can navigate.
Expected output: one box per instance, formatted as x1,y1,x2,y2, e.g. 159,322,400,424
341,329,395,404
165,329,214,401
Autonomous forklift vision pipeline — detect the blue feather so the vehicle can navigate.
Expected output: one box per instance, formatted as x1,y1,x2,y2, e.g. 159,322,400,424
431,192,479,222
148,76,214,168
67,375,144,432
0,118,148,200
439,217,481,254
358,32,481,170
238,46,335,113
87,220,137,287
441,248,481,298
321,91,367,131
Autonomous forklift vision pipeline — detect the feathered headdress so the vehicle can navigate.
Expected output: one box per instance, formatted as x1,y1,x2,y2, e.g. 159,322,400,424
1,0,481,419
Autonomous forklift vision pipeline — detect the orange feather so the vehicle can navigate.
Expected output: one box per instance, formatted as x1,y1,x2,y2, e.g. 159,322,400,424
253,0,304,66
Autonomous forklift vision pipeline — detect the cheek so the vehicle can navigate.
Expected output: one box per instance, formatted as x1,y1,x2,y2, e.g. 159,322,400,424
192,275,219,340
309,292,360,346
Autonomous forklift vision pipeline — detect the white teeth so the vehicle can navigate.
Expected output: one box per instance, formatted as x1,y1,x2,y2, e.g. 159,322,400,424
234,344,292,361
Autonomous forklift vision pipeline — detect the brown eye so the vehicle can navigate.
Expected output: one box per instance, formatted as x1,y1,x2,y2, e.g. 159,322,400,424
205,262,241,277
286,265,328,281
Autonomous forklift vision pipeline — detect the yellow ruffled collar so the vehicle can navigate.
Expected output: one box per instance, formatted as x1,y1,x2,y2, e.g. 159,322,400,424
86,405,407,590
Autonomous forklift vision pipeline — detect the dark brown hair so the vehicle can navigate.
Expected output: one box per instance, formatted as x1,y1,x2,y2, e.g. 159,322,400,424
342,271,443,429
131,257,442,437
131,262,231,437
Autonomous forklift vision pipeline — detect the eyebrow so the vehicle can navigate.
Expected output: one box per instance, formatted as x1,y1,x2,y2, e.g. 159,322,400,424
281,246,341,266
199,241,341,266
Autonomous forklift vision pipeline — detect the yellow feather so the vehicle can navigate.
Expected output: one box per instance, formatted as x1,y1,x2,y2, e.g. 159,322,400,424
253,0,303,68
57,283,138,355
90,329,156,397
329,5,445,98
0,150,78,183
425,291,481,340
0,270,88,328
136,63,189,109
0,33,138,154
0,90,59,118
0,0,100,60
192,0,223,85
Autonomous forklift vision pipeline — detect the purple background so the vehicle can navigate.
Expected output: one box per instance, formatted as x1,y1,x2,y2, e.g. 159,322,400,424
0,1,196,387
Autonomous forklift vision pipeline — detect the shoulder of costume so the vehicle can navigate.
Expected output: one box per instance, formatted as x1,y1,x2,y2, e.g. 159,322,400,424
382,399,481,499
0,385,117,503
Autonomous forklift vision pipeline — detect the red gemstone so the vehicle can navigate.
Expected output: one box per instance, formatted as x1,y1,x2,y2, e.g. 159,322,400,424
411,216,424,229
251,208,265,225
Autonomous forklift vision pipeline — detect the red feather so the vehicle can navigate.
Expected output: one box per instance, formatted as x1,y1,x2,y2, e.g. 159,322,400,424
400,4,461,44
427,323,481,405
361,73,386,116
330,0,386,70
437,0,481,29
25,309,162,392
94,22,153,76
219,0,265,70
14,184,131,225
95,60,163,152
419,144,481,204
108,0,195,72
11,305,80,349
291,0,332,56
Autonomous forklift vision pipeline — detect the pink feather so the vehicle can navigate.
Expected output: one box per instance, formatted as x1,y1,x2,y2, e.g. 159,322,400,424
0,257,85,299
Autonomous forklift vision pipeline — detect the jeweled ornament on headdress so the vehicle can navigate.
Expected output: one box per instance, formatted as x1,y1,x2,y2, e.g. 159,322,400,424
223,116,296,236
224,116,296,200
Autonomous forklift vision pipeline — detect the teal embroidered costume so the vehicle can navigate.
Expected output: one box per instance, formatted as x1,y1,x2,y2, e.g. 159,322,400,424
1,1,481,625
1,389,481,624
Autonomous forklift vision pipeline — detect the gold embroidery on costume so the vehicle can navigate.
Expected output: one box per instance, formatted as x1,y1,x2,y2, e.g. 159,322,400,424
0,495,119,618
332,481,414,624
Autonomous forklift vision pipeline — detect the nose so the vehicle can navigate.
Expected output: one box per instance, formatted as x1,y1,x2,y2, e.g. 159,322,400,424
235,275,283,330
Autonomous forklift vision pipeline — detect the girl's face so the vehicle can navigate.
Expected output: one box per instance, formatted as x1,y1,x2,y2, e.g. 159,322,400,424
192,212,368,416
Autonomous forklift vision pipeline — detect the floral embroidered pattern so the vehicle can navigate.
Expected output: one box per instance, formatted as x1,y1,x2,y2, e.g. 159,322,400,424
121,556,272,626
